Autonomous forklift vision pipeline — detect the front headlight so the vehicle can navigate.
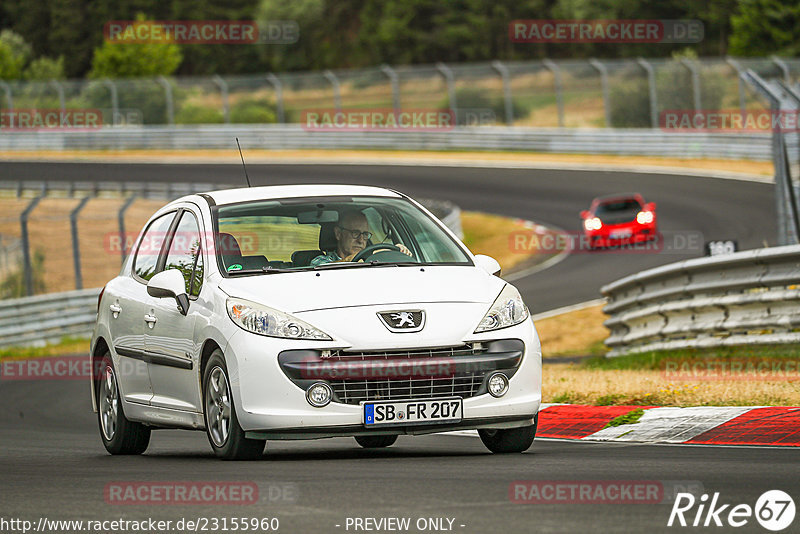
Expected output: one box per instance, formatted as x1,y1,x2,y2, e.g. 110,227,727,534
474,284,530,333
226,298,332,340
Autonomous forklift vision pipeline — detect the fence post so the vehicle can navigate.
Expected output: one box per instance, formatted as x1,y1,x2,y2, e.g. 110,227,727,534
777,79,800,225
20,195,43,296
636,58,658,128
157,76,174,125
323,70,342,113
725,58,748,120
380,64,401,113
491,60,514,125
680,58,702,112
50,79,66,114
436,62,457,118
117,194,138,264
542,59,564,127
588,59,611,127
0,81,12,110
266,73,285,123
70,196,91,290
102,79,119,126
212,75,230,124
743,70,799,245
771,56,791,83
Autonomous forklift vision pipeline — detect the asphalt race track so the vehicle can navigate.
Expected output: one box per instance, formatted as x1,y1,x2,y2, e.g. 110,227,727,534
2,161,797,534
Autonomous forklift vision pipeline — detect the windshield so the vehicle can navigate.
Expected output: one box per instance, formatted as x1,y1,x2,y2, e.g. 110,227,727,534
594,199,643,224
212,195,471,274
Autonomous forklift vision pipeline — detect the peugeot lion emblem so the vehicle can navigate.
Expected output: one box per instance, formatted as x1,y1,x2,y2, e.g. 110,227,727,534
378,310,425,333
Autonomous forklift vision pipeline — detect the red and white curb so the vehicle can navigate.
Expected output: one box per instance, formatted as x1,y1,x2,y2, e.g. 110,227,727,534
451,404,800,446
535,404,800,446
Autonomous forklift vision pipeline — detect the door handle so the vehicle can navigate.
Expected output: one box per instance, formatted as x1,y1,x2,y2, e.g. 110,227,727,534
144,314,158,325
109,304,122,314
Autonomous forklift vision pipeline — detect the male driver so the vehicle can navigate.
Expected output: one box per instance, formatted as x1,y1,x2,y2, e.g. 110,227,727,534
310,210,411,266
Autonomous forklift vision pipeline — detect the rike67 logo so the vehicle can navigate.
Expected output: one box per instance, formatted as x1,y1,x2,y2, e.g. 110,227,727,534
668,490,795,531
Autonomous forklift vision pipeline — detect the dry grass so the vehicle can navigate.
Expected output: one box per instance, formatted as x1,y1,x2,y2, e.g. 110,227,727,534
536,304,609,357
0,149,773,177
0,337,90,360
544,365,800,407
535,305,800,406
461,211,553,273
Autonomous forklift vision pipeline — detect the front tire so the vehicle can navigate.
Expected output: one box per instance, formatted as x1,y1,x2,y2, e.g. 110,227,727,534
478,415,537,454
355,435,398,448
203,350,265,460
96,353,151,455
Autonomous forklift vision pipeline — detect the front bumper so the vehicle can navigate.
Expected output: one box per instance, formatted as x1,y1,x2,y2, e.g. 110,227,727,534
223,318,542,437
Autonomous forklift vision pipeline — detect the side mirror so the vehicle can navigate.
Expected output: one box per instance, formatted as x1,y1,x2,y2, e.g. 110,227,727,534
579,210,590,219
474,254,502,276
147,269,189,316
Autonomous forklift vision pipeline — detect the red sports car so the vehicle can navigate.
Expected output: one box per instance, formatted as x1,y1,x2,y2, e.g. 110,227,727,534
580,193,657,249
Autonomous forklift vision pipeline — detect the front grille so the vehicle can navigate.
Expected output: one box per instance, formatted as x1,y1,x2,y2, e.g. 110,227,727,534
328,344,482,361
277,339,523,406
331,372,486,405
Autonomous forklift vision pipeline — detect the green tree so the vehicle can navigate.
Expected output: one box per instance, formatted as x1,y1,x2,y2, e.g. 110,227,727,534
0,30,31,79
729,0,800,56
24,56,66,80
88,15,183,79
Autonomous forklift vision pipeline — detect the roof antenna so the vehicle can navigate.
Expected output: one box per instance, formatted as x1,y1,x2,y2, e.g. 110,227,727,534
236,137,252,188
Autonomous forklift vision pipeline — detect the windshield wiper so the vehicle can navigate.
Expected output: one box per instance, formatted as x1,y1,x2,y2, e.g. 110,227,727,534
226,266,298,275
310,260,431,271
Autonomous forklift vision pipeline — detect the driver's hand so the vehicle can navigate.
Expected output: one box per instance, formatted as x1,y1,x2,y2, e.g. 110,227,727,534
342,253,359,262
396,244,412,256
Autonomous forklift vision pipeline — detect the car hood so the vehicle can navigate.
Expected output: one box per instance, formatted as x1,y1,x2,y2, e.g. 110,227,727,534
217,265,505,313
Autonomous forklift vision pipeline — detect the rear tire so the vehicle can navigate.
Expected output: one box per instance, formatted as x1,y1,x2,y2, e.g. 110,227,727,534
203,350,265,460
478,415,537,454
354,435,398,448
96,353,151,455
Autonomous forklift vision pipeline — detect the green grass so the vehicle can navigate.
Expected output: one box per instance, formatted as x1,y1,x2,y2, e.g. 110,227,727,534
0,336,90,360
581,344,800,371
603,408,645,428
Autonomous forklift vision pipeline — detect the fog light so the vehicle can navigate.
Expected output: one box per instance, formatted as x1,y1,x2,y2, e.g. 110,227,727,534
488,373,509,397
306,382,332,407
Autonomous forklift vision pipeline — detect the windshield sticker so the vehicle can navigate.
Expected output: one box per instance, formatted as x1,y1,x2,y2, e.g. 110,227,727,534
227,264,243,272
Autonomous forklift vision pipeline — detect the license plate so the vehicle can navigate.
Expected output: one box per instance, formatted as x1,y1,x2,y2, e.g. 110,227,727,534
610,230,632,239
363,398,463,427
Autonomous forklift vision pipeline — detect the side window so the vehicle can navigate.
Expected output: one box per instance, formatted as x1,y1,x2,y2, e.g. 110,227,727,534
133,212,176,281
164,211,203,296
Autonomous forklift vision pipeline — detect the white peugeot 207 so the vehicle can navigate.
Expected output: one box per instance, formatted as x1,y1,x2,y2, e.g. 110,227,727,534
90,184,542,460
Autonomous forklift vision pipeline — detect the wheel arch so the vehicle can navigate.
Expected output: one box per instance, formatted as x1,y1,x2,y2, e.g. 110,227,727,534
90,336,111,412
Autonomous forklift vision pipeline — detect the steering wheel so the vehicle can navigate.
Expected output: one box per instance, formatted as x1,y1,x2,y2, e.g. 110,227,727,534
352,243,401,262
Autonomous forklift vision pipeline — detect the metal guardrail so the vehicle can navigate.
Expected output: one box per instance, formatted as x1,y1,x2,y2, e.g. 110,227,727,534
0,288,100,348
601,245,800,356
0,125,775,160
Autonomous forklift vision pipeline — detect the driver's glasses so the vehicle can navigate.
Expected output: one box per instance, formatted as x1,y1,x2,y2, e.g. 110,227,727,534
339,226,372,241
